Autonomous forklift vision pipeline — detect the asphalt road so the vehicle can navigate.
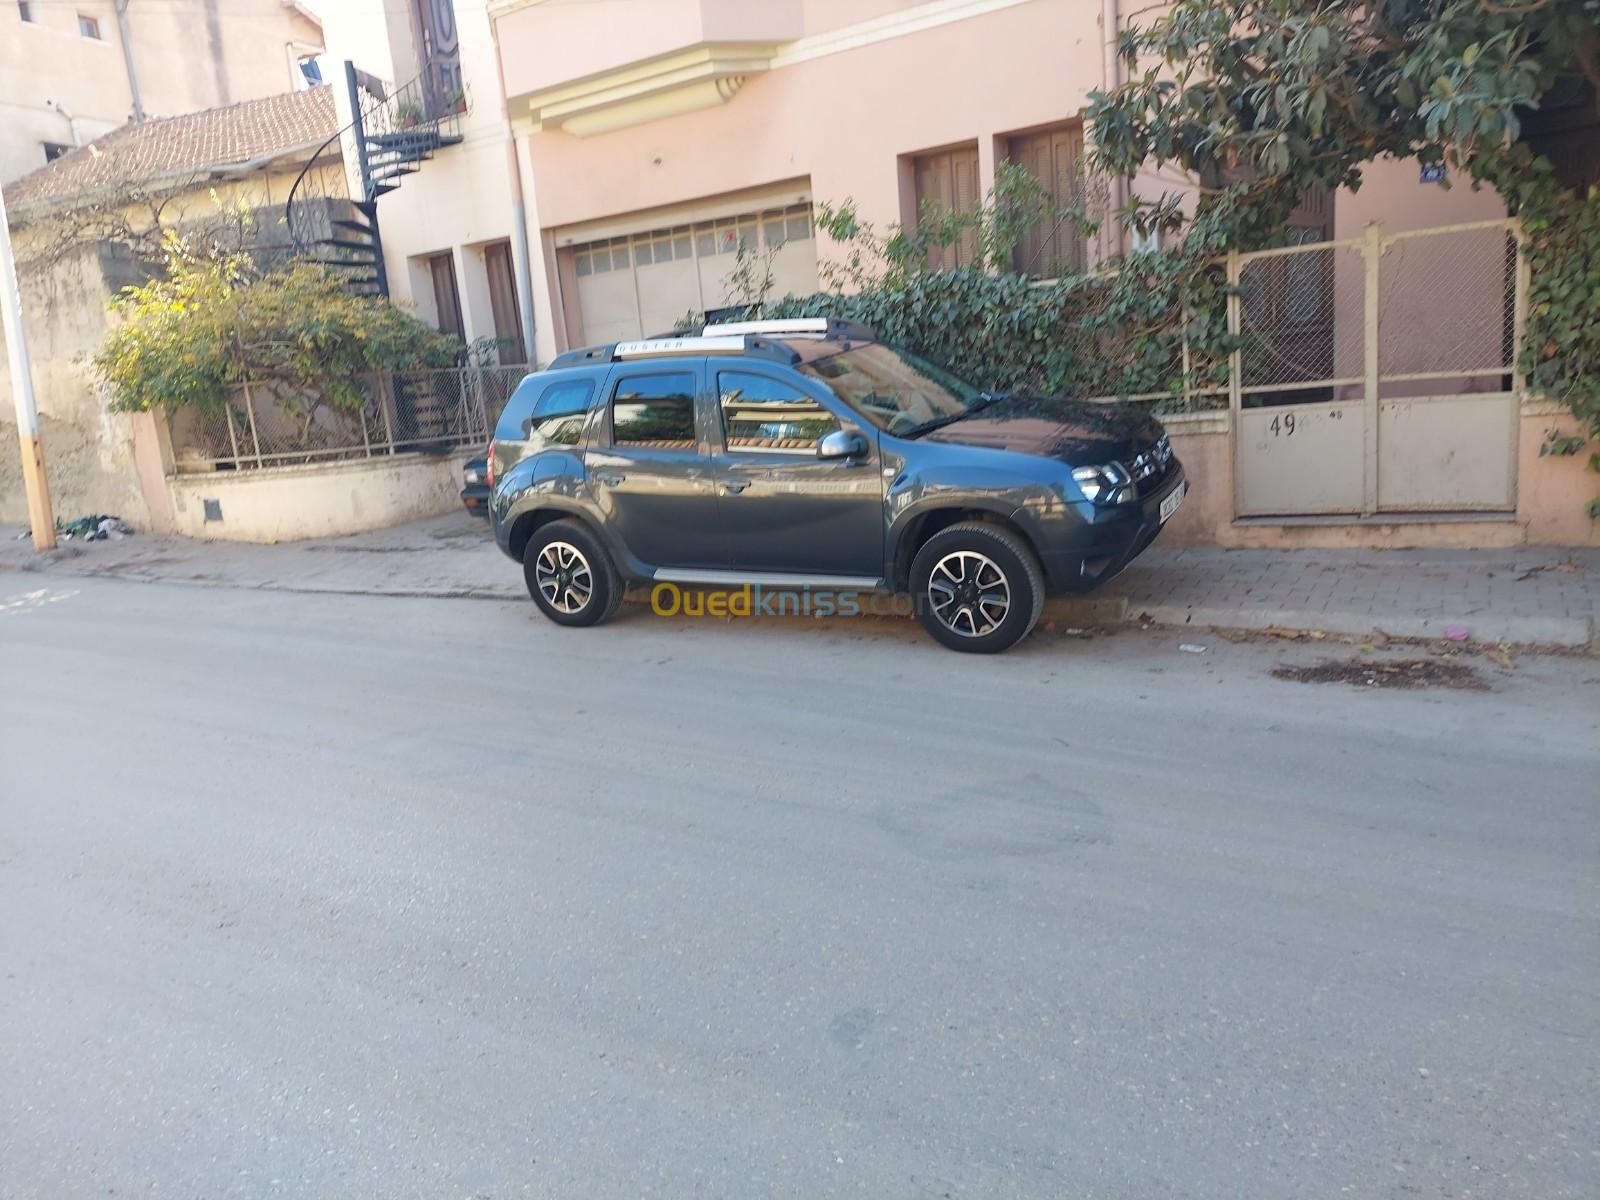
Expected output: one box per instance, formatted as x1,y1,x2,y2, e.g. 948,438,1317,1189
2,575,1597,1199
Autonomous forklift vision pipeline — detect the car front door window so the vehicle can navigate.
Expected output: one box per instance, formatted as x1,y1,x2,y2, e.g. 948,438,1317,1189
718,370,843,453
710,367,882,578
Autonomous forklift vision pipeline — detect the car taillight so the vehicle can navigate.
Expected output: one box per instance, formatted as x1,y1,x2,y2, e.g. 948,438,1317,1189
486,440,495,489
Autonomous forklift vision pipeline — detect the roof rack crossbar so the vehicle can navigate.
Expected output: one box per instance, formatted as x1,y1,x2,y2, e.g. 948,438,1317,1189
545,334,801,371
701,317,877,342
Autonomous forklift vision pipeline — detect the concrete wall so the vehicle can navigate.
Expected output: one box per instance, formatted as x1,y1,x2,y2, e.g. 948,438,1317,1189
1515,402,1600,548
0,242,147,527
0,164,347,530
2,0,322,184
1160,404,1599,550
1334,155,1505,239
166,451,474,542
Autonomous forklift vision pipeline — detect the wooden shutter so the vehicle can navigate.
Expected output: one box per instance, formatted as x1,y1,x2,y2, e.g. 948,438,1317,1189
427,252,465,341
483,241,526,365
913,144,980,270
1006,125,1086,277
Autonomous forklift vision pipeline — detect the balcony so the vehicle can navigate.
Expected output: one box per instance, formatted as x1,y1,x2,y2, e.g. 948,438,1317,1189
492,0,803,136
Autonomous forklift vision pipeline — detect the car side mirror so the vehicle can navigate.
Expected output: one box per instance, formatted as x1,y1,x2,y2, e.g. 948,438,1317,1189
818,429,867,460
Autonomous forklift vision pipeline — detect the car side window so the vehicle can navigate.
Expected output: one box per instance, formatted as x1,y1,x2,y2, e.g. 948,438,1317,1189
611,371,698,448
527,379,595,446
718,370,841,453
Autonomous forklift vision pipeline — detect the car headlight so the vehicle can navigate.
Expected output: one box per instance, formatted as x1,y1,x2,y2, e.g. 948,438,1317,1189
1071,463,1134,505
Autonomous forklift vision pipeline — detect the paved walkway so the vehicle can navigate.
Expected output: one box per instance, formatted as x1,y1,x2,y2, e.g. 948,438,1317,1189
1106,546,1598,648
4,514,1596,647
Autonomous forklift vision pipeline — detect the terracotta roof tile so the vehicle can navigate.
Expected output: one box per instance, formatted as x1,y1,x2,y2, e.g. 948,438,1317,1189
5,86,337,216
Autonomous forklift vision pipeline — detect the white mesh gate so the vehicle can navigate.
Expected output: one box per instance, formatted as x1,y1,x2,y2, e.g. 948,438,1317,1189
1230,218,1523,517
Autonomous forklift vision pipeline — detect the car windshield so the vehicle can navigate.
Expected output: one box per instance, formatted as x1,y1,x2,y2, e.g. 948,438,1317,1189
794,342,985,436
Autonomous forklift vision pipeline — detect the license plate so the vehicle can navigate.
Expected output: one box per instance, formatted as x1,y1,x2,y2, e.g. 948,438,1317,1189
1159,480,1185,524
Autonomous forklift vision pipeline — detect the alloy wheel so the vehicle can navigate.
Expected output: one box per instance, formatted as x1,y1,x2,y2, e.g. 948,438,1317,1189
926,550,1011,638
535,540,594,614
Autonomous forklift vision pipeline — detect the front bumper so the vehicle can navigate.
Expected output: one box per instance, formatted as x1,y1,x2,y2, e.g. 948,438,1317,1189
461,482,491,517
1035,463,1186,593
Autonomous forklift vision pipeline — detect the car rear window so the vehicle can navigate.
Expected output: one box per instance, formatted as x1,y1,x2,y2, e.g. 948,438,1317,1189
528,379,594,446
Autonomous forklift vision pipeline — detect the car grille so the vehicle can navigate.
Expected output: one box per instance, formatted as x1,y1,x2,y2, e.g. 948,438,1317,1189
1126,435,1174,491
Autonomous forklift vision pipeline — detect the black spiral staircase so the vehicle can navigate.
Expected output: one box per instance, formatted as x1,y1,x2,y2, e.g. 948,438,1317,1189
285,60,466,298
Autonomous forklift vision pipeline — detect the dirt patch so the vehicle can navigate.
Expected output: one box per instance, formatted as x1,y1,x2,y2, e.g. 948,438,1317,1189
1272,657,1489,691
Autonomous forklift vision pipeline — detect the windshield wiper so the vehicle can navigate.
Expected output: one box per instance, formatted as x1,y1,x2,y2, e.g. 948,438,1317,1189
901,391,1005,438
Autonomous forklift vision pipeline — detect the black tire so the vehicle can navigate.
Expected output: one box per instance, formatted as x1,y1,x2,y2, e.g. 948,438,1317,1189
908,521,1045,653
522,519,623,628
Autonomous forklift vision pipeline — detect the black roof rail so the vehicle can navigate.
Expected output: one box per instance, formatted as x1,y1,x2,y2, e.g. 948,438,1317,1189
827,319,878,342
546,344,616,369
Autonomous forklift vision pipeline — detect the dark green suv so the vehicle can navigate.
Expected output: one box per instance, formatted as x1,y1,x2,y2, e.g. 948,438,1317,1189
489,319,1184,653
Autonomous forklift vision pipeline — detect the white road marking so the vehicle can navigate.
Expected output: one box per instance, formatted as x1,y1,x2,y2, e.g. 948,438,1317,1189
0,587,78,615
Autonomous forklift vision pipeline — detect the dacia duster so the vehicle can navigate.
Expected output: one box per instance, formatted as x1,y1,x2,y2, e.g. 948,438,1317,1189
488,318,1185,653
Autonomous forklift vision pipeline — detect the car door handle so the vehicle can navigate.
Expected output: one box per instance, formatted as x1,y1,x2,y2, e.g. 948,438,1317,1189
718,480,750,495
595,471,626,487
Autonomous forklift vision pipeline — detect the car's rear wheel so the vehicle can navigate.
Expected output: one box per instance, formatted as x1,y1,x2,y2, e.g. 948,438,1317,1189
909,521,1044,653
523,519,623,628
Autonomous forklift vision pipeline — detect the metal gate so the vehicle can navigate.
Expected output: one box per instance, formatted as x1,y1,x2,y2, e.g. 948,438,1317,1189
1231,219,1524,517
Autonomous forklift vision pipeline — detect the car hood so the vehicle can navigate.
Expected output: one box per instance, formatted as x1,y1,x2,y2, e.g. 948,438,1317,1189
917,394,1163,464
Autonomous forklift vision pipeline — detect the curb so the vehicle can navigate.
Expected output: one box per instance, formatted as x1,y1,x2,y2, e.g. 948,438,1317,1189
1036,598,1587,652
1132,603,1594,650
1041,593,1593,650
6,561,1592,650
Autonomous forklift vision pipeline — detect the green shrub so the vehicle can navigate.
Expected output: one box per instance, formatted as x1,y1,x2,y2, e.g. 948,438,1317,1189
94,234,461,416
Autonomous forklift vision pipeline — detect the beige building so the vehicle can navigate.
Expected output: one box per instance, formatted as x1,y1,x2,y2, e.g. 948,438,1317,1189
2,0,324,185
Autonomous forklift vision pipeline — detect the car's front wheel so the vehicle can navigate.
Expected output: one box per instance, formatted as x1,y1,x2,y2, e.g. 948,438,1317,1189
523,519,623,628
909,521,1044,653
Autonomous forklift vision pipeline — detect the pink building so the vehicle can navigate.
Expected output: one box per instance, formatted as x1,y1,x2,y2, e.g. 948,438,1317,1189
494,0,1179,356
489,0,1512,350
479,0,1592,546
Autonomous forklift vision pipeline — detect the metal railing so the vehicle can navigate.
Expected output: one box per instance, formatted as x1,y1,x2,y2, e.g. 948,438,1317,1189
1036,217,1523,416
168,365,528,474
357,63,468,170
1227,217,1521,411
283,57,469,272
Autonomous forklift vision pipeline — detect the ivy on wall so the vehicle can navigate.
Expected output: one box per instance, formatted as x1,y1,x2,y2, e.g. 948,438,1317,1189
702,163,1251,409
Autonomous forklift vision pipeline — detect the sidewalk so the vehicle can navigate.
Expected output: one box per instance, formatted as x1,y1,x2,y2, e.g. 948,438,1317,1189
3,514,1596,649
1097,546,1598,648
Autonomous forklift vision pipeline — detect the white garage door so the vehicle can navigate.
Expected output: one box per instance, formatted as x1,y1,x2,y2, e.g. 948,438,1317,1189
572,203,819,343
